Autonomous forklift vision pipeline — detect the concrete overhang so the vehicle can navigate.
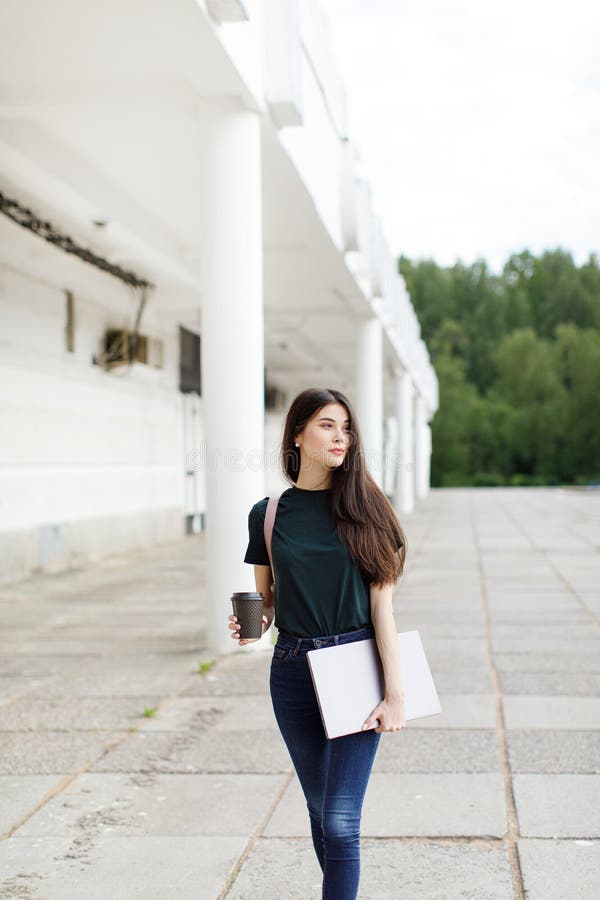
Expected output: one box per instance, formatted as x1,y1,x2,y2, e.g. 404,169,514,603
0,0,436,413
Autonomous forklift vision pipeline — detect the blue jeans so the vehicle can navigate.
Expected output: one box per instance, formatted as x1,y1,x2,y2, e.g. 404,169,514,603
269,624,381,900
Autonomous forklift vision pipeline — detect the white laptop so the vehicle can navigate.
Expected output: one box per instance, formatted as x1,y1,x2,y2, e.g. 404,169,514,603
306,630,442,739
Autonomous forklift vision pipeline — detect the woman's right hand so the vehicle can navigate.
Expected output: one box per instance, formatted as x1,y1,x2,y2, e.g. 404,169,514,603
228,613,267,646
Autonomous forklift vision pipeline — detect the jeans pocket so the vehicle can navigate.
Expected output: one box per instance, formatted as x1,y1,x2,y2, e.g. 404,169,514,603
272,644,292,662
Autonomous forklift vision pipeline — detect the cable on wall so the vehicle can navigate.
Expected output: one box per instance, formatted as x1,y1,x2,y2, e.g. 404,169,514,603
0,190,154,290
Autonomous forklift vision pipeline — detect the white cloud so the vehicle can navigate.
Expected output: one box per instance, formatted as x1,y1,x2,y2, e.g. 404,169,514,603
321,0,600,271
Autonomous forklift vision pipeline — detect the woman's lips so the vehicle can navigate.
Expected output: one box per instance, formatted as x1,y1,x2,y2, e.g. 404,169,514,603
329,449,345,455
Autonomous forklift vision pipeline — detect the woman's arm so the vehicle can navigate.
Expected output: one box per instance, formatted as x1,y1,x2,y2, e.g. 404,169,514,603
228,564,274,646
253,564,275,631
362,581,406,732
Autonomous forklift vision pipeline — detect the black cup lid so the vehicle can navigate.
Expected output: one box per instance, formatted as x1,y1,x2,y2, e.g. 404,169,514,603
231,592,263,599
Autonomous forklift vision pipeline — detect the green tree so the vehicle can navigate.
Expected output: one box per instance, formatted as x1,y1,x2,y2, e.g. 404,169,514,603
553,324,600,480
529,249,598,338
402,249,600,486
430,353,480,486
502,251,535,332
399,256,454,345
489,329,567,479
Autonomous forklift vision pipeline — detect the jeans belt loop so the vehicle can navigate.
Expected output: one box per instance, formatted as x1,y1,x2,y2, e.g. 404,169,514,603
334,634,339,645
293,637,302,656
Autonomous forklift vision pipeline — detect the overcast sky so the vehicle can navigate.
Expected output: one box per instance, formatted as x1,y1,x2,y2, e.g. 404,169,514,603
321,0,600,272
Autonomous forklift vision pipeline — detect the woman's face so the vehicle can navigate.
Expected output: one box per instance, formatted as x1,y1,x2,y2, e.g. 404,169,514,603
295,402,352,471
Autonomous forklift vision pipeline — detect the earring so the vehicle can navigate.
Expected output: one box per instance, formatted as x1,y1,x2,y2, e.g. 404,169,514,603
295,443,299,447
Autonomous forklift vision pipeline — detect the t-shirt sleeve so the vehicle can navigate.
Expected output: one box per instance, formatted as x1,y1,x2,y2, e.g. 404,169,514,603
243,500,271,566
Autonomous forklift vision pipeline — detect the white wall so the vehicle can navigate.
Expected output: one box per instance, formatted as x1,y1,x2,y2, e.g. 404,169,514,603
0,264,185,581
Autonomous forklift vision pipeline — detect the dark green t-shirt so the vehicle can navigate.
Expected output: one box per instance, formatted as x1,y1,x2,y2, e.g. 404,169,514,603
243,485,375,638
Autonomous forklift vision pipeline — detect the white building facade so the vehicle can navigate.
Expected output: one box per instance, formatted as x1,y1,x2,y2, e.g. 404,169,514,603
0,0,438,654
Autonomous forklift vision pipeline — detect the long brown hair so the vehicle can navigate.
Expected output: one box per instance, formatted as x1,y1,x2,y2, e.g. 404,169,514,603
281,387,407,587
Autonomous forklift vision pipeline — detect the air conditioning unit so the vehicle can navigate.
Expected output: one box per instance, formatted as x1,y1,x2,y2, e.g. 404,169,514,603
133,334,164,368
102,329,164,370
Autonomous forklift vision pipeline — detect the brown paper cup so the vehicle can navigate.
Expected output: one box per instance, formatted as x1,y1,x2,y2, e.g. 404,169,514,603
231,592,264,639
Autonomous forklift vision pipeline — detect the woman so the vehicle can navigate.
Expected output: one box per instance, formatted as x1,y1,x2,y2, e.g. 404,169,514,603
228,386,407,900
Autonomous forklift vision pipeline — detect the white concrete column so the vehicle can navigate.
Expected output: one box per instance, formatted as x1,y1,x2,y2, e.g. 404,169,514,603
383,416,398,497
423,421,432,498
393,368,415,515
414,393,430,500
354,317,383,487
202,106,266,656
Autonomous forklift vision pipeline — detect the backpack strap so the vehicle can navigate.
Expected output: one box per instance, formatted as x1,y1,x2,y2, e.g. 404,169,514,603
264,494,281,593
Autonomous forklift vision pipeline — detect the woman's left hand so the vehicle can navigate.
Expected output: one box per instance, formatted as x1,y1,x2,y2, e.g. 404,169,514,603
362,694,406,733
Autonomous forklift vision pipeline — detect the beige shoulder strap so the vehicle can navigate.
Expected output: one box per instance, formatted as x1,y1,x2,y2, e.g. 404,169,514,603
264,495,281,591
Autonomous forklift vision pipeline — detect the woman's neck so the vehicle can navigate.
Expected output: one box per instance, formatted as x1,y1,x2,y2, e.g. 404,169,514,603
294,471,332,491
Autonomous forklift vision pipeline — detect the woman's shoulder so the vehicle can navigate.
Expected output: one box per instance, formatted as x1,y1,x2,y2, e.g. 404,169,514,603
249,489,292,520
249,496,269,518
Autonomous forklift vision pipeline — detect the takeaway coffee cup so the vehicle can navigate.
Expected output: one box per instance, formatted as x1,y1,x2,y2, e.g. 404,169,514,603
231,592,265,640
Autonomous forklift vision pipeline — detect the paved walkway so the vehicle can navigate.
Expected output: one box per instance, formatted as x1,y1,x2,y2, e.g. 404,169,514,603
0,487,599,899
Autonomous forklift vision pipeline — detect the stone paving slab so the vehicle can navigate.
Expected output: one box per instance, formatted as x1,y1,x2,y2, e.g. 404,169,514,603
0,730,128,775
398,598,483,609
484,587,571,596
428,669,495,693
402,623,487,638
397,589,482,598
0,775,59,834
484,579,565,590
407,693,496,728
134,695,278,733
230,837,514,900
506,731,600,774
0,675,50,703
413,637,490,662
499,671,600,696
517,838,600,899
397,609,486,623
89,727,291,775
1,488,599,898
491,622,598,638
264,773,507,838
35,625,197,643
180,667,273,697
0,655,86,678
492,637,600,653
371,729,500,773
0,696,165,731
41,663,200,698
101,639,206,655
513,775,600,837
565,580,600,593
0,834,244,900
228,837,324,899
426,653,491,672
0,639,120,656
494,653,600,673
486,600,581,615
17,772,284,838
503,696,600,729
489,609,592,625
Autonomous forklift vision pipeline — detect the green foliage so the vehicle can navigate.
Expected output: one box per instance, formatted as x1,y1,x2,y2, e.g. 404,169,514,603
401,250,600,486
197,659,216,675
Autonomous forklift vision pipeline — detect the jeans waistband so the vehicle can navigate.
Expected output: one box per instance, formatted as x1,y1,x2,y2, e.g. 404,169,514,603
276,623,375,653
